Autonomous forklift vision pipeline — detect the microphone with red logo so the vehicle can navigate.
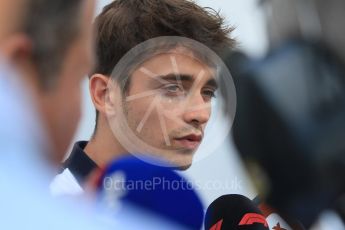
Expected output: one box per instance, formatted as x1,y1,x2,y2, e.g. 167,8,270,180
205,194,269,230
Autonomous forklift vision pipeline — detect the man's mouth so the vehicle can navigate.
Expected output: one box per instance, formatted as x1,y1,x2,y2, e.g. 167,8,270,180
174,134,202,150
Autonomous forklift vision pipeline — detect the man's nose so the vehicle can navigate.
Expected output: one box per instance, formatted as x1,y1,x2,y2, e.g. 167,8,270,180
182,93,211,127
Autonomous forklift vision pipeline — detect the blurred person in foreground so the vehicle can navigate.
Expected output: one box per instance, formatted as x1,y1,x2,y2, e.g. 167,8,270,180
0,0,127,229
51,0,236,196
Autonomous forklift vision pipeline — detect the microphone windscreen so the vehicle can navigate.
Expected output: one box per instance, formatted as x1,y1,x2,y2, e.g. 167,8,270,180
205,194,269,230
97,155,204,230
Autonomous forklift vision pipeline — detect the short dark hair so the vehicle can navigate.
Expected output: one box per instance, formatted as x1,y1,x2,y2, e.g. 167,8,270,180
93,0,236,131
24,0,84,89
95,0,235,76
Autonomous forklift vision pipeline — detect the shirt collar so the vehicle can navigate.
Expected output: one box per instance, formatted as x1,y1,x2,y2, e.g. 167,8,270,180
62,141,98,185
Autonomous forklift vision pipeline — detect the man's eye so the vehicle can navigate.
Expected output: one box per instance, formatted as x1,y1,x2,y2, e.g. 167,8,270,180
203,89,216,99
162,84,184,95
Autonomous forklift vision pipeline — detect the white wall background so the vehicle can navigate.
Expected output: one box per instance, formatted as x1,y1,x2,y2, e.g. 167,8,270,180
73,0,269,208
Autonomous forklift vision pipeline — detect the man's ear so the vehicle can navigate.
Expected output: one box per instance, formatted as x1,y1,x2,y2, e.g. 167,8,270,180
89,73,113,116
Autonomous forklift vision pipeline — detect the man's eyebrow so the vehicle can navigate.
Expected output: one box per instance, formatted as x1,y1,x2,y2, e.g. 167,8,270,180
206,78,218,89
157,73,218,88
157,73,194,82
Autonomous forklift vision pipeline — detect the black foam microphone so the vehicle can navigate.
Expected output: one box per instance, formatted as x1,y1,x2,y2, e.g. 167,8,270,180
205,194,269,230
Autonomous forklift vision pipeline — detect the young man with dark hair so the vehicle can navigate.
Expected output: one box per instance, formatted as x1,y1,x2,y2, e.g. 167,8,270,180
51,0,235,195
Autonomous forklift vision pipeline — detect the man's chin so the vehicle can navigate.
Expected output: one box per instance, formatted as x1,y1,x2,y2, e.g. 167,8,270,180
176,163,192,171
141,145,196,169
167,153,194,170
173,148,198,170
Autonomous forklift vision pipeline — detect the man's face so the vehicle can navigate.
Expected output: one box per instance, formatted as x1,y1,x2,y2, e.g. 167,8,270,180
121,49,217,168
41,0,95,162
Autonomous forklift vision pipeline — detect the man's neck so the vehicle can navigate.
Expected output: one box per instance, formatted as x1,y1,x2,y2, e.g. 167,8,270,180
84,127,128,167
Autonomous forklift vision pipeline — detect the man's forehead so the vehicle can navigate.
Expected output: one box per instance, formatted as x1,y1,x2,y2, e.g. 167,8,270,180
135,50,217,80
136,67,217,88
